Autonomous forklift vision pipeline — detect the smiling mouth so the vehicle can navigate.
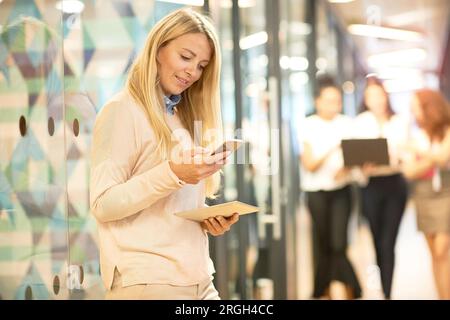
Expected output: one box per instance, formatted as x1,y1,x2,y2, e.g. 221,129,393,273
175,76,189,86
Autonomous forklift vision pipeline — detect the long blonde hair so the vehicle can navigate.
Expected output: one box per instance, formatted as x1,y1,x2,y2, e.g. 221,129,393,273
126,8,223,198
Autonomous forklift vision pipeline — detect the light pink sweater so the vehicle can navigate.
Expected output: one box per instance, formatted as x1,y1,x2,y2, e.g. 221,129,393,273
89,90,214,290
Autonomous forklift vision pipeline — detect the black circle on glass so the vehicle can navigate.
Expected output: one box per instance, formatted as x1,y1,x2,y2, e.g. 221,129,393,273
79,265,84,285
53,275,60,295
48,117,55,136
25,286,33,300
73,119,79,137
19,116,27,136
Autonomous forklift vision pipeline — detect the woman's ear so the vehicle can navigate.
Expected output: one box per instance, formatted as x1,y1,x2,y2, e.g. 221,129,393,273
156,42,168,64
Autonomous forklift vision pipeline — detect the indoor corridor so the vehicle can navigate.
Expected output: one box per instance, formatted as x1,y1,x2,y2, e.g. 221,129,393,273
1,0,449,301
297,200,438,299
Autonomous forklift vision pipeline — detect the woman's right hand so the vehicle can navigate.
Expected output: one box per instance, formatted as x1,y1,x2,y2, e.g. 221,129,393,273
169,147,231,184
361,162,377,176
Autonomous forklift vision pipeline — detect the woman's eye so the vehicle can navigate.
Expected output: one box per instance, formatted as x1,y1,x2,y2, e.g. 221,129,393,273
198,65,205,71
181,55,190,61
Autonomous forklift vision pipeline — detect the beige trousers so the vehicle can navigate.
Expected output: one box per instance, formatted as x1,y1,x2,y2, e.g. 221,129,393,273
105,269,220,300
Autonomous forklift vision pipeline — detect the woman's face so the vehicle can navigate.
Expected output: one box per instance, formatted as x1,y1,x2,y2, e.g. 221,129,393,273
316,87,342,119
411,94,425,128
364,84,389,117
157,32,212,96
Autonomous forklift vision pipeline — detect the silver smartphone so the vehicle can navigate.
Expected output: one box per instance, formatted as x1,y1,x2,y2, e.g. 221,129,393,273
210,139,244,156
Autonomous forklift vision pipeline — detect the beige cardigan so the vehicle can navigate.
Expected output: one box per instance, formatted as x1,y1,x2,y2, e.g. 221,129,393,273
89,90,214,290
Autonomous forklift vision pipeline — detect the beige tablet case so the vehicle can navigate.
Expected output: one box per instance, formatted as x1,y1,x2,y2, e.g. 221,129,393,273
174,201,259,222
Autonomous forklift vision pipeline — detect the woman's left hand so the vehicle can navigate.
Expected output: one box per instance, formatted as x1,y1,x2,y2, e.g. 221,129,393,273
334,167,350,181
201,213,239,236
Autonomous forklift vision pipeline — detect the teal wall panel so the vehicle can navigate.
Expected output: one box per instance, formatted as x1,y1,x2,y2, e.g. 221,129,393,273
0,0,186,300
0,0,68,300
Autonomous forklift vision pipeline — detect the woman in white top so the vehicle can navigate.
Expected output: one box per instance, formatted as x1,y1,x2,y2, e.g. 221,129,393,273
402,89,450,299
89,9,239,300
353,77,409,299
300,75,361,299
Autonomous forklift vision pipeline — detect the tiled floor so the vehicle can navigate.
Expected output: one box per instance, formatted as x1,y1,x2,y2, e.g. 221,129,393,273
296,200,438,299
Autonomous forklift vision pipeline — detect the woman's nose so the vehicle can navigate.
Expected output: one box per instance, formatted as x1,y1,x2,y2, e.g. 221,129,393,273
185,63,198,79
185,69,193,78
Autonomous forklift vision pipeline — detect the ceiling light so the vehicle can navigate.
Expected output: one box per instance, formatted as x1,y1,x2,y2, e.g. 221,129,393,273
55,0,85,14
342,81,355,94
221,0,256,8
156,0,204,6
383,77,425,93
280,56,290,70
290,57,309,71
280,21,312,36
348,24,424,42
328,0,355,3
280,56,309,71
368,48,427,68
316,57,328,71
374,67,423,80
239,31,268,50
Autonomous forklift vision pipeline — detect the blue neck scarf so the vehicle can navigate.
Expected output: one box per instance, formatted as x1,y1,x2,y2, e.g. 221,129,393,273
163,94,182,115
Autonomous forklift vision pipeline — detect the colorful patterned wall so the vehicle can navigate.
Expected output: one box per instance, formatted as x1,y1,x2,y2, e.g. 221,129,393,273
0,0,187,299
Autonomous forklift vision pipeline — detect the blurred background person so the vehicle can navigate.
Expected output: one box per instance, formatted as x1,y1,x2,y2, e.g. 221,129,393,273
299,75,362,300
402,89,450,300
353,77,409,300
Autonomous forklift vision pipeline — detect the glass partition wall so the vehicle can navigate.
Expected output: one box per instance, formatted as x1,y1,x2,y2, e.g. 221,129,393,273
0,0,67,300
208,0,300,299
0,0,201,300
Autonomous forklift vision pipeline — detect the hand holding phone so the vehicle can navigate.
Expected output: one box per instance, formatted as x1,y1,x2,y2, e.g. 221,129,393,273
210,139,244,157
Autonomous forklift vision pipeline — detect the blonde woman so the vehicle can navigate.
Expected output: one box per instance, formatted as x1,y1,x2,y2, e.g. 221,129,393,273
89,9,239,300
